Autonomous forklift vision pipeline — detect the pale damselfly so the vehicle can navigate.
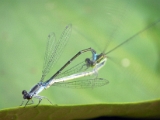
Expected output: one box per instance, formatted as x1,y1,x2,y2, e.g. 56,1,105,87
20,24,107,107
53,19,160,88
20,19,160,107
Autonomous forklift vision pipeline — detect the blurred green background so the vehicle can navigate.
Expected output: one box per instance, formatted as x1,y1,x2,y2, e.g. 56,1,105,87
0,0,160,109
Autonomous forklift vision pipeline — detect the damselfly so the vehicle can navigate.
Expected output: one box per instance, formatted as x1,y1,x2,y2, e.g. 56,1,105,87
53,19,160,88
20,19,160,107
20,24,106,107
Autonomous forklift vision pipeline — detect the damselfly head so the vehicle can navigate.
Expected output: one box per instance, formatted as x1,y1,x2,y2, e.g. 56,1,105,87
85,52,107,67
22,90,32,100
85,58,94,67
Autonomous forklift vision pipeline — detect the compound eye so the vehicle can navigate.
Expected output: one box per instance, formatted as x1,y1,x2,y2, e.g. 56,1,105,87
22,90,27,95
85,58,93,66
85,58,90,63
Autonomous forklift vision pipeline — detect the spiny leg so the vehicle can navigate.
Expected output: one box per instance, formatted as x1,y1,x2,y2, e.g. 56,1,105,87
24,100,30,107
29,99,34,105
42,96,53,105
23,99,34,108
34,98,42,108
34,95,53,107
19,100,24,106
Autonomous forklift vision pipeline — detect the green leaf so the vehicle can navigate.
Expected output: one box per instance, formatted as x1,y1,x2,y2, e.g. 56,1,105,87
0,99,160,120
0,1,160,119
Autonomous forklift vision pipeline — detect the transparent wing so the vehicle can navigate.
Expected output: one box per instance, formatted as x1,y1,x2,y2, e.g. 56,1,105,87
41,24,72,81
41,32,56,81
55,61,88,79
55,56,95,79
102,1,131,53
52,78,109,88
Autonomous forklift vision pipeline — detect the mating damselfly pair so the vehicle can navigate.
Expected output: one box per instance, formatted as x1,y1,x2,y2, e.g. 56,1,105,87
20,20,160,107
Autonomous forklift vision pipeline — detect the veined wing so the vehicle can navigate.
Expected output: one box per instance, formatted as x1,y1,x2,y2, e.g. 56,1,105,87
52,78,109,88
55,61,87,79
55,56,96,79
41,24,72,81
